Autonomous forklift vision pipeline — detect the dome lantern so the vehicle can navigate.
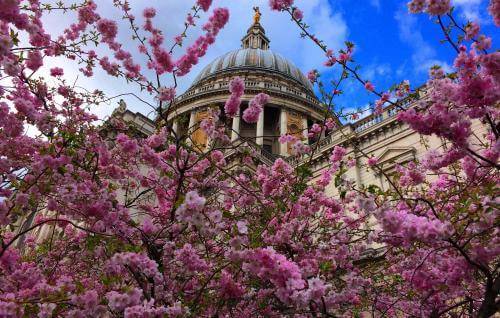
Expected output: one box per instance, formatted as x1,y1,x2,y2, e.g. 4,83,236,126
241,7,270,50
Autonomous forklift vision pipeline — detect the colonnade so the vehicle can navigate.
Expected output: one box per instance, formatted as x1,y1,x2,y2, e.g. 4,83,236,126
171,105,310,156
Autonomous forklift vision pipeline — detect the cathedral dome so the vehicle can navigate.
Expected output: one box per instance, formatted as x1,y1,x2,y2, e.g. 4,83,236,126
191,48,313,93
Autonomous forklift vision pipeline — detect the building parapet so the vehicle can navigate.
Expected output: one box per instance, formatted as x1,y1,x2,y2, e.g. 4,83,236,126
174,77,320,111
285,92,423,167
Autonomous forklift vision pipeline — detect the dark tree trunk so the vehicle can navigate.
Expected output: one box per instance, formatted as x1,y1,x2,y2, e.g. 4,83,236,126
478,276,499,318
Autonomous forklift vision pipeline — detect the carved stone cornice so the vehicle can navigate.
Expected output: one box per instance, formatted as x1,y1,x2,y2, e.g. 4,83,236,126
173,73,318,109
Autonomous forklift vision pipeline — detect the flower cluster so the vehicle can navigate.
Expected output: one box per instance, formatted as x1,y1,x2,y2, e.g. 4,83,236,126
197,0,213,12
224,77,245,117
269,0,295,11
490,0,500,26
0,1,498,317
157,86,176,102
242,93,269,123
408,0,451,15
176,191,206,224
175,8,229,76
376,206,452,243
242,247,307,305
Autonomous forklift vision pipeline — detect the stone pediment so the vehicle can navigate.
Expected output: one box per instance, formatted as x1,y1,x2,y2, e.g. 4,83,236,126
376,147,416,172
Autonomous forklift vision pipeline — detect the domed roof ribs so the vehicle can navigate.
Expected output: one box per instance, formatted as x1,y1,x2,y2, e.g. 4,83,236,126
241,7,270,50
188,8,315,92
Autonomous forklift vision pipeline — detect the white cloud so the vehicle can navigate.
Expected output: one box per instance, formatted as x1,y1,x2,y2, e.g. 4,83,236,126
394,6,452,75
370,0,381,9
453,0,484,22
418,60,453,73
362,63,392,81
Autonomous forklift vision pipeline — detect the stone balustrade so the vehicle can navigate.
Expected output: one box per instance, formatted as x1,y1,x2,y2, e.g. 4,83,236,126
175,79,320,110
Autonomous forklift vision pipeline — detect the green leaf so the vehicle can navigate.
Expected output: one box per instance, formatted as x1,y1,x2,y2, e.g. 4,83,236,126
367,184,382,195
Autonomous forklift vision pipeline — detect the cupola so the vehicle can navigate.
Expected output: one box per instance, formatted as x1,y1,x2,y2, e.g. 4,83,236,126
241,7,270,50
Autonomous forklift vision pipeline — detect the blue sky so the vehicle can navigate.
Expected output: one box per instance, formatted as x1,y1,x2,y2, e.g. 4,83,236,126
38,0,499,120
316,0,499,114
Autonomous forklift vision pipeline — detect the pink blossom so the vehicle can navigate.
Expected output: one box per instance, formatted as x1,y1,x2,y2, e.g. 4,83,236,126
396,162,425,186
338,52,351,63
367,157,378,167
279,134,297,144
325,118,337,130
186,13,195,25
203,7,230,34
292,8,304,20
0,2,497,316
291,140,310,155
176,190,206,224
175,8,229,76
197,0,213,12
429,65,445,79
224,77,245,117
307,277,328,299
38,303,57,318
141,218,157,235
242,247,306,305
364,81,375,92
236,220,248,234
143,7,156,18
77,1,99,24
473,35,492,51
185,191,206,210
242,93,269,123
269,0,294,11
106,288,142,312
152,47,174,74
157,86,176,102
324,58,336,67
488,0,500,26
407,0,426,13
426,0,451,15
219,270,245,299
0,34,12,57
307,70,318,83
26,50,43,71
330,146,346,163
175,243,208,272
96,19,118,43
50,67,64,77
464,22,480,40
99,56,120,76
376,207,451,243
116,133,139,154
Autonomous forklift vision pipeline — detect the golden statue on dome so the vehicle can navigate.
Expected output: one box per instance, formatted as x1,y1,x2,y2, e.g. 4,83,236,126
253,6,261,24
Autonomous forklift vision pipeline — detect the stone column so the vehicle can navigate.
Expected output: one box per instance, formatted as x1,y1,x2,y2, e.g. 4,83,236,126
256,107,264,146
231,114,240,142
302,116,309,145
172,119,178,136
279,108,288,156
187,110,196,146
354,154,363,189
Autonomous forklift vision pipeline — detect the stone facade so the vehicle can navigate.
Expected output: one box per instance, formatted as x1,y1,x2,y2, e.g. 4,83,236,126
115,17,487,194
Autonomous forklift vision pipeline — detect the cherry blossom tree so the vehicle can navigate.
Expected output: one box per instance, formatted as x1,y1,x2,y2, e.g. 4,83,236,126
0,0,498,317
